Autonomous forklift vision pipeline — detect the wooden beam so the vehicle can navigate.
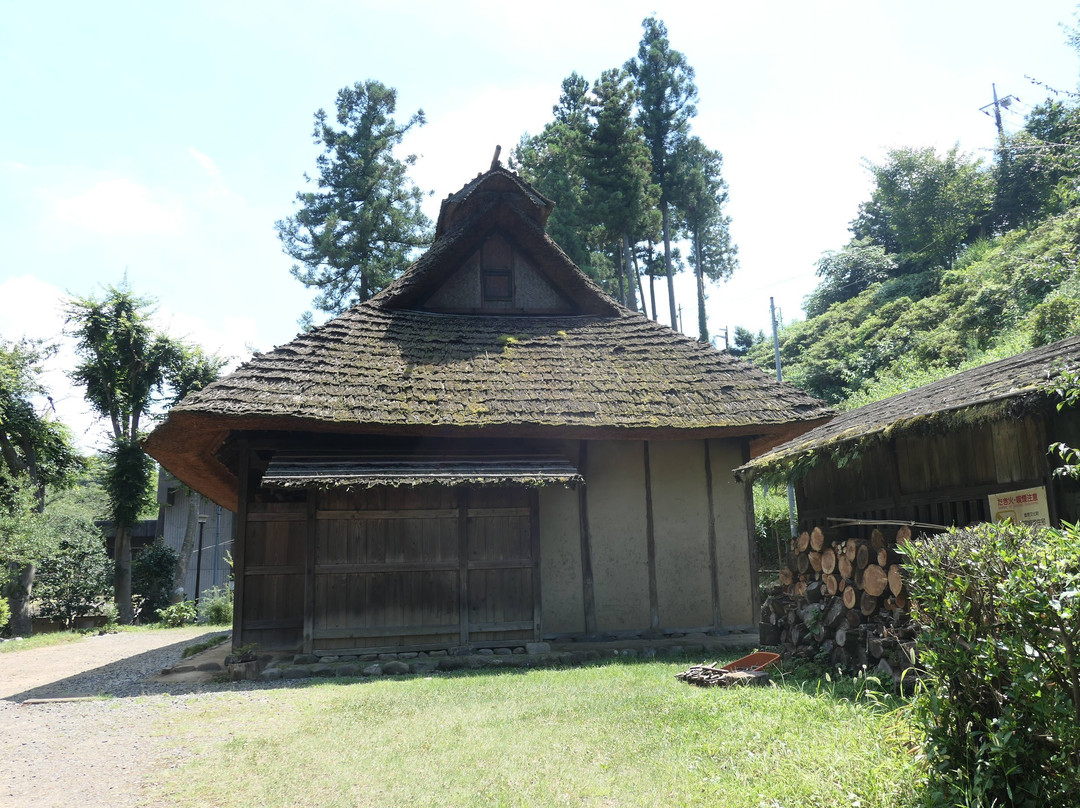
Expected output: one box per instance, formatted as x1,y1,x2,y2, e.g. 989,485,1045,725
303,488,317,654
644,441,659,632
232,438,250,649
247,511,306,522
317,508,458,520
457,487,470,647
703,440,722,628
577,441,597,635
530,487,542,641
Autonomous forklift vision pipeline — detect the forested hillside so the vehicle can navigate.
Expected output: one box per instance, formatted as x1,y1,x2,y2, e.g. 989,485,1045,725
748,94,1080,408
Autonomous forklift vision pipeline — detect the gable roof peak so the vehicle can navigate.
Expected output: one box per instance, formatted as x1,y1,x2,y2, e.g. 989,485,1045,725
435,165,555,240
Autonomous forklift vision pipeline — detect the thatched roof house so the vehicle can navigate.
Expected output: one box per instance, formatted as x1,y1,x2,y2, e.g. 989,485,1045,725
738,335,1080,531
145,166,830,654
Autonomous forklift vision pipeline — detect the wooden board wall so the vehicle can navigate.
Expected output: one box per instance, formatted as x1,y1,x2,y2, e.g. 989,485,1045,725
795,415,1054,536
238,484,538,653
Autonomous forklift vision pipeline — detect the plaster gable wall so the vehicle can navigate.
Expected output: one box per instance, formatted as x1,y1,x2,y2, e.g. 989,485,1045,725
422,232,575,314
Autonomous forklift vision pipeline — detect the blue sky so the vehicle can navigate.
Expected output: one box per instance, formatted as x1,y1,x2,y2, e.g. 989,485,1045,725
2,1,1079,449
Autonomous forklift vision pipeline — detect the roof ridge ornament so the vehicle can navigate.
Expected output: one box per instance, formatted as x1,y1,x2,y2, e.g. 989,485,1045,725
490,144,502,170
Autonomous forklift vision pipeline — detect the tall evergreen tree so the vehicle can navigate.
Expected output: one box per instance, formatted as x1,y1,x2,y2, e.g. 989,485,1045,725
627,15,698,329
671,136,737,342
583,69,658,311
276,80,432,322
511,73,596,273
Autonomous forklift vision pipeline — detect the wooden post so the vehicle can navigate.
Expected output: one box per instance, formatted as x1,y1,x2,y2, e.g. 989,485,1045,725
703,440,722,628
457,487,470,647
529,488,542,641
577,441,597,635
303,488,317,654
644,441,660,632
232,438,250,650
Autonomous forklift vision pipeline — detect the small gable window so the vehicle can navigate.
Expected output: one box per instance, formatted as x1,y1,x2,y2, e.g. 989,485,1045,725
482,269,513,302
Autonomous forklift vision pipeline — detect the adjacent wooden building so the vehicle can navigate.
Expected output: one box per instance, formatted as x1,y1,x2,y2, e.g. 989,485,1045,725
144,166,830,654
738,336,1080,534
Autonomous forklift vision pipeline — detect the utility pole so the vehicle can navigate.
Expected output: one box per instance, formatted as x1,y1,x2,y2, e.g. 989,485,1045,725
770,297,799,540
980,84,1017,150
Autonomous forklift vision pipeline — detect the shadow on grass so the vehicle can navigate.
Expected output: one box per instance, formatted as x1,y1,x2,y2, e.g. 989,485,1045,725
4,640,911,710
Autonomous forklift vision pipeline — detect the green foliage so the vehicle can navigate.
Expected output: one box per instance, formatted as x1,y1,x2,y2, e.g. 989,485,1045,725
182,631,228,658
755,208,1080,404
157,599,198,628
104,438,155,529
753,483,791,569
1050,368,1080,480
0,337,81,492
34,513,112,629
65,282,222,623
803,239,897,318
132,538,178,622
0,595,9,634
198,585,233,625
276,79,432,316
904,522,1080,806
852,145,993,274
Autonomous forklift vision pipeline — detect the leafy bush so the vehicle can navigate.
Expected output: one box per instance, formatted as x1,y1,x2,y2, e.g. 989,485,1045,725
131,538,177,622
753,483,790,569
0,595,9,635
34,513,112,629
198,585,233,625
157,599,198,628
904,522,1080,807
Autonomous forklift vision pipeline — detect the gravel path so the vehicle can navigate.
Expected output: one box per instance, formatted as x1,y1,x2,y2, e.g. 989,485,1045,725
0,627,232,808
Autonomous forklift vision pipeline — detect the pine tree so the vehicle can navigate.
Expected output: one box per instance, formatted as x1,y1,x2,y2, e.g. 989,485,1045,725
276,80,432,320
627,16,698,329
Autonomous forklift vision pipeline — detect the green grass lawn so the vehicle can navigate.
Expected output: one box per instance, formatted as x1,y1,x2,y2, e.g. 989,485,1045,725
151,657,920,808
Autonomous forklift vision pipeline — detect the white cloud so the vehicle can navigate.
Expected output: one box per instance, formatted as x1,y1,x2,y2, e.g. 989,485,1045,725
51,177,185,236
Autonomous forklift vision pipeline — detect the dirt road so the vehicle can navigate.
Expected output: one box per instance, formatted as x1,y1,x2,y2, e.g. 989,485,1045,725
0,627,223,808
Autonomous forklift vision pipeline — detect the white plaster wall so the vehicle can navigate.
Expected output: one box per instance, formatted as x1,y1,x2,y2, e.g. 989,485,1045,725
586,440,650,630
649,440,713,628
538,483,584,633
709,439,755,626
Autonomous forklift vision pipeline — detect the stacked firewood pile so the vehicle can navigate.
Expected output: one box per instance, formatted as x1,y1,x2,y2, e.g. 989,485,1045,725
760,526,919,681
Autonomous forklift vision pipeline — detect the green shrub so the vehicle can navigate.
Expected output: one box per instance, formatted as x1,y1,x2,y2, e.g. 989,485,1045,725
131,538,177,622
34,514,112,629
0,595,10,635
198,585,233,625
157,599,198,628
753,483,790,569
904,521,1080,807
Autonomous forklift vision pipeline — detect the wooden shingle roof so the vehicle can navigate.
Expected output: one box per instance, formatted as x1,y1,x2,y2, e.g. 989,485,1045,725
738,335,1080,481
144,166,831,508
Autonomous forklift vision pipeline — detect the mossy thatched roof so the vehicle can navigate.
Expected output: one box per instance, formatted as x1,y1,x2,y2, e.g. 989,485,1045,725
144,167,830,508
737,335,1080,482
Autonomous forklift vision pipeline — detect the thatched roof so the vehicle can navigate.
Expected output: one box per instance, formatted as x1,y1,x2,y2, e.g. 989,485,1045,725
145,167,830,508
737,335,1080,482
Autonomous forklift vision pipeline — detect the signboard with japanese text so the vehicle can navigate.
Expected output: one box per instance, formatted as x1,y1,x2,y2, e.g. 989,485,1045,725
988,486,1050,527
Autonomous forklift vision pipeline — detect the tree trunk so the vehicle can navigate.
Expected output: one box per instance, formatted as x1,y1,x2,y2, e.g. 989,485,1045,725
4,562,37,636
114,523,134,624
621,232,637,312
172,491,201,601
694,230,708,343
615,245,626,305
662,202,677,329
633,251,647,318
